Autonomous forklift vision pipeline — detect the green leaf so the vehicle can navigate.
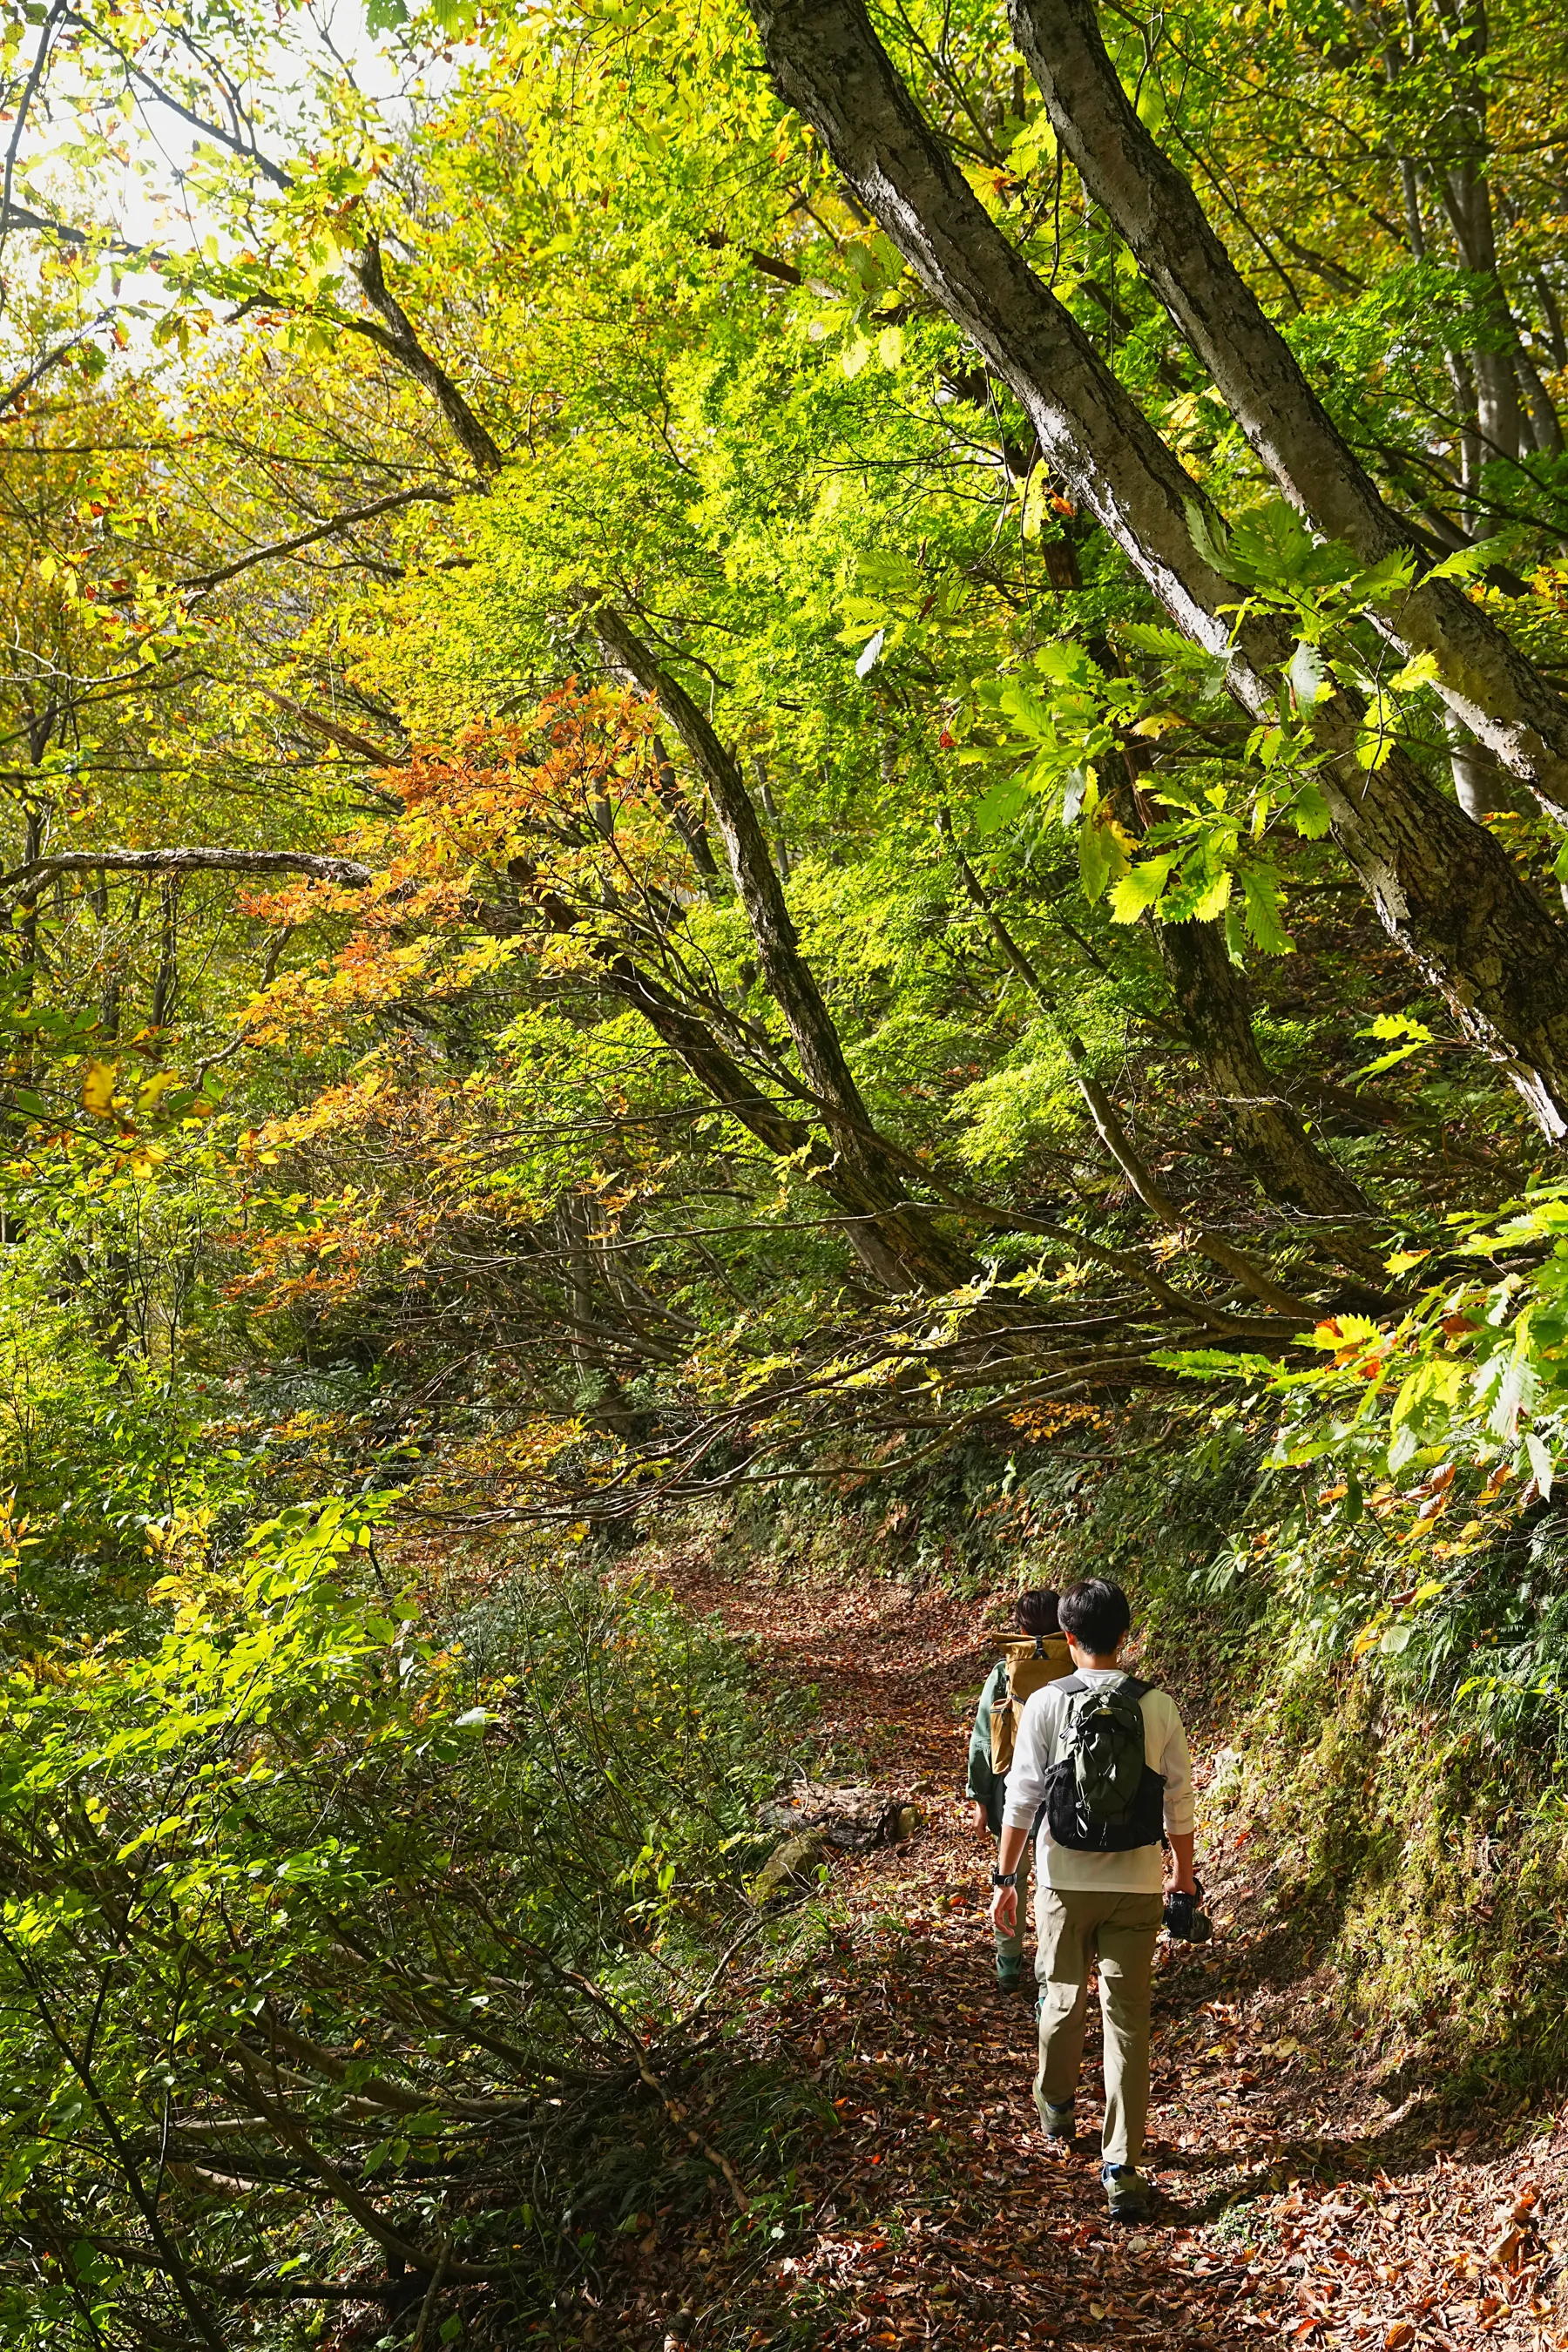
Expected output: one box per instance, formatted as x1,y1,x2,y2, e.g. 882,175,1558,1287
1292,781,1333,839
1188,867,1233,921
1425,541,1494,585
974,777,1029,835
1149,1348,1279,1380
1356,707,1397,771
1107,856,1173,925
1184,498,1238,582
1389,650,1440,694
1078,814,1113,902
1240,866,1293,955
1351,547,1419,600
1120,621,1201,662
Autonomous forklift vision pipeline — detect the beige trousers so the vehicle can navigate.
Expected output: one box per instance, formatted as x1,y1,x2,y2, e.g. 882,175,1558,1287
1033,1883,1163,2168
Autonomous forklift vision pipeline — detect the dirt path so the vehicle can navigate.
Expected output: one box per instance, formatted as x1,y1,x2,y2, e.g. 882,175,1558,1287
613,1550,1568,2352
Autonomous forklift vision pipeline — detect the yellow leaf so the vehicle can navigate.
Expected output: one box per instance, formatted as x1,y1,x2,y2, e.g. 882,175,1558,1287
82,1059,118,1117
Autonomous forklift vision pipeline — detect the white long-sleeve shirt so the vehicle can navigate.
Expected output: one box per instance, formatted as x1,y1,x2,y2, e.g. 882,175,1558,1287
1002,1667,1195,1894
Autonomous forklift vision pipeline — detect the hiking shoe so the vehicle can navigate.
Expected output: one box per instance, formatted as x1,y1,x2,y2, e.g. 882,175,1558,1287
1102,2163,1152,2221
996,1956,1024,1989
1040,2100,1076,2143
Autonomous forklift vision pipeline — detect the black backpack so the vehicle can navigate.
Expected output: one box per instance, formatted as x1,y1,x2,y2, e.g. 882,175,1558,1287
1042,1674,1166,1853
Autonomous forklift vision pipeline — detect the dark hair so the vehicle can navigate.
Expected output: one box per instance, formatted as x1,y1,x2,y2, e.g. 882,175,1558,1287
1058,1578,1131,1657
1015,1588,1060,1637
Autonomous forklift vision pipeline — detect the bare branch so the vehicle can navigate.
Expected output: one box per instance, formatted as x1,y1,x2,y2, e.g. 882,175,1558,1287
257,692,402,768
349,238,506,477
0,312,114,417
62,19,294,192
1,3,66,256
0,847,372,912
169,485,459,597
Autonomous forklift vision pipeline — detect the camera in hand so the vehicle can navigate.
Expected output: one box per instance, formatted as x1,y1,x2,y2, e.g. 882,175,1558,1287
1162,1881,1213,1943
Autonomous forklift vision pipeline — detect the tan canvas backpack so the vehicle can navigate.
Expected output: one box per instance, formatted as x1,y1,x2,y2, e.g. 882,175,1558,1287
989,1634,1072,1774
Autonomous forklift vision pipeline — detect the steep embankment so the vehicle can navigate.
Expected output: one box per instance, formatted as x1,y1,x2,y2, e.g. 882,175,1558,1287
599,1548,1568,2351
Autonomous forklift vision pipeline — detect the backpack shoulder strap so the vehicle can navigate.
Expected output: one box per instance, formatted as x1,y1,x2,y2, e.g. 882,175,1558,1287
1118,1676,1153,1701
1055,1673,1087,1695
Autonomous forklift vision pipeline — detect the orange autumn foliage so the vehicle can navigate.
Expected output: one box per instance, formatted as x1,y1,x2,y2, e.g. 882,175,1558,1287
240,684,673,1056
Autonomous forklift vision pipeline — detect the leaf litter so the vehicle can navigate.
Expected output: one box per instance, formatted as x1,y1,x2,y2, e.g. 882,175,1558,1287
582,1548,1568,2351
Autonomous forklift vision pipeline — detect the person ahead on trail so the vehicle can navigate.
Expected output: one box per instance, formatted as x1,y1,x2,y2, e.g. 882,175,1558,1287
987,1578,1195,2224
967,1589,1068,1990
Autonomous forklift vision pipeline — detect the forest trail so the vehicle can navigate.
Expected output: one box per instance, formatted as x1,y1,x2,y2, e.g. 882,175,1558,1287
612,1550,1568,2352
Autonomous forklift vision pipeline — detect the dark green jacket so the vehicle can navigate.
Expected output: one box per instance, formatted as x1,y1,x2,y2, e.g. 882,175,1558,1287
966,1660,1010,1835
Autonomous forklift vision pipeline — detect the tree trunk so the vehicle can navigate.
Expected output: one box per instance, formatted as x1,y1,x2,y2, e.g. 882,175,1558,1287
585,595,977,1288
741,0,1568,1139
91,869,120,1040
1003,0,1568,817
651,732,723,896
1443,709,1530,821
1425,0,1564,462
16,805,42,986
522,862,968,1293
151,878,179,1030
753,756,792,882
1154,916,1369,1221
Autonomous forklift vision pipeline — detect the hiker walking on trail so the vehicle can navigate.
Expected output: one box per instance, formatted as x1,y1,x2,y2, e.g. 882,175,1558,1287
987,1578,1196,2224
967,1590,1068,1990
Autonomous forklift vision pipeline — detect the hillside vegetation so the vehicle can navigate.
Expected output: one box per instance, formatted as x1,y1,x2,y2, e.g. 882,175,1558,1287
2,0,1568,2336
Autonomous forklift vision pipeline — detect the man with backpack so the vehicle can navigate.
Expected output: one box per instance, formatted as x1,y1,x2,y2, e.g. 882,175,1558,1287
987,1578,1195,2223
967,1590,1068,1988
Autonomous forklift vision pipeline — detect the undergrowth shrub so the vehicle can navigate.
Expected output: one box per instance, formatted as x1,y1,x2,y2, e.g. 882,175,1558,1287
0,1497,819,2350
1146,1450,1568,2092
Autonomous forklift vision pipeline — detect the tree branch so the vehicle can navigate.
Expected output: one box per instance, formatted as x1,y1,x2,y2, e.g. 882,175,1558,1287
169,486,459,597
257,691,403,768
0,311,114,416
349,239,506,477
0,848,372,912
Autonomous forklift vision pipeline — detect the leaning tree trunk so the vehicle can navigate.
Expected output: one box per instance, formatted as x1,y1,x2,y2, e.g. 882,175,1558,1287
741,0,1568,1140
1153,917,1382,1269
584,595,977,1289
525,867,971,1294
1004,0,1568,818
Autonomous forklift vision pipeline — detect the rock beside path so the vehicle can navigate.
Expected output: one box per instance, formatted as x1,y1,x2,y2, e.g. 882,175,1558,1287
757,1775,918,1851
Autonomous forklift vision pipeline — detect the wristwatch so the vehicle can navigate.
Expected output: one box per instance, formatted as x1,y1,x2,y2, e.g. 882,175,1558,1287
991,1869,1017,1888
